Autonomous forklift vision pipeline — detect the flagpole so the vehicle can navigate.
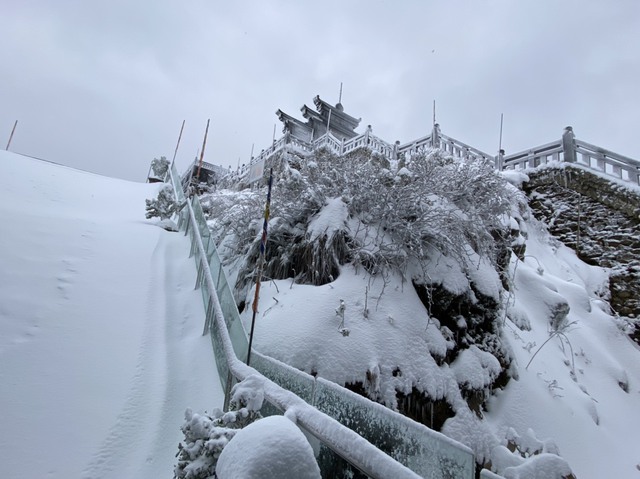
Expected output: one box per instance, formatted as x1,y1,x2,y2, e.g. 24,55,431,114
246,168,273,366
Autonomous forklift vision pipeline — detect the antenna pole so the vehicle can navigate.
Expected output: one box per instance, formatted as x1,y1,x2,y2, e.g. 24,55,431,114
6,120,18,150
272,123,276,146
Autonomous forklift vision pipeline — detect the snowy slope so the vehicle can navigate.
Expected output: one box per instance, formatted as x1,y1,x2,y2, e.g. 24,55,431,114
485,219,640,479
211,165,640,478
0,151,224,479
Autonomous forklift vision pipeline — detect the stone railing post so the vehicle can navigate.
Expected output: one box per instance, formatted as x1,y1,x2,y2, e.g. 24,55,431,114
393,140,399,162
432,123,441,149
496,149,505,170
365,125,372,145
562,126,577,163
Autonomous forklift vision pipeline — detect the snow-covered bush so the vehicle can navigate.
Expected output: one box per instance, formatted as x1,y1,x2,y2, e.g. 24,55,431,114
145,185,181,221
203,147,515,302
173,376,265,479
150,156,170,179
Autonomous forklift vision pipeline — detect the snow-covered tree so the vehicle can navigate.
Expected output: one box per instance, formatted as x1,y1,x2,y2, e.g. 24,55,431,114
145,185,180,220
150,156,170,179
173,376,265,479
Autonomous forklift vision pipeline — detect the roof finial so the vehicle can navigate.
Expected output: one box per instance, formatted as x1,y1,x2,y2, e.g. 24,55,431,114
339,82,343,104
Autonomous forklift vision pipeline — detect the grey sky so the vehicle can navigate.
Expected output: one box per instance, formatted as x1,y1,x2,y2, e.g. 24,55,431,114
2,1,639,181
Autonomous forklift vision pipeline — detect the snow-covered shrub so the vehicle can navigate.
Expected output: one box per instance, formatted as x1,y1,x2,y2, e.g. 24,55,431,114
145,185,181,221
174,376,265,479
150,156,170,179
486,428,575,479
173,409,236,479
203,147,515,303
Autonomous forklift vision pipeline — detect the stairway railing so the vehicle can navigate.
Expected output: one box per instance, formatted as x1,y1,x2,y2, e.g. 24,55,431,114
166,162,476,479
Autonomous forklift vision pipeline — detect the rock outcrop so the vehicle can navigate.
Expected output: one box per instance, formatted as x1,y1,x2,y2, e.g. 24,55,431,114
523,166,640,342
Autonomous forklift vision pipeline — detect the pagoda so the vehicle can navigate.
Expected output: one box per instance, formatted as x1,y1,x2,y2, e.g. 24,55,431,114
276,95,361,143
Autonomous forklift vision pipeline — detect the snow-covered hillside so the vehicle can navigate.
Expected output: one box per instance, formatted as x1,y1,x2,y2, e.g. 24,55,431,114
205,148,640,478
0,151,223,478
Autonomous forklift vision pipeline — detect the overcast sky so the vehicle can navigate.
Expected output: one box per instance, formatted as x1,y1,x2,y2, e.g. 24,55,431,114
2,1,639,181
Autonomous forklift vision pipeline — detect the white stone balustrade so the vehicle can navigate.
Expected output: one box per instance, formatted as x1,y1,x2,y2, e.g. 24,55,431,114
204,124,639,187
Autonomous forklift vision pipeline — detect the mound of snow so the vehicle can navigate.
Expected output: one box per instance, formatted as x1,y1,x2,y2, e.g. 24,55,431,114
216,416,321,479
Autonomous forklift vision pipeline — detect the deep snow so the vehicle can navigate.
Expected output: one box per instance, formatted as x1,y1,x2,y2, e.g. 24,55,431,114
0,151,224,478
216,415,322,479
221,167,640,478
3,146,640,478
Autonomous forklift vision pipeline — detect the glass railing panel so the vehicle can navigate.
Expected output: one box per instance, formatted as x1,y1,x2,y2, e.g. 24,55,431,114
313,378,474,479
253,400,371,479
170,163,186,202
208,254,224,291
209,317,230,387
250,352,315,404
215,277,232,316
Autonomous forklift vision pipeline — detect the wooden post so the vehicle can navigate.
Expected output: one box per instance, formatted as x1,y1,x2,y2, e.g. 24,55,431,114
195,119,210,181
6,120,18,150
171,120,186,167
562,126,577,163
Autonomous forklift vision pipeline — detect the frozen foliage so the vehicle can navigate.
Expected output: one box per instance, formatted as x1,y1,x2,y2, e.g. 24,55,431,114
150,156,170,179
203,147,515,299
220,374,265,428
174,376,265,479
146,184,181,220
174,409,236,479
216,416,321,479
